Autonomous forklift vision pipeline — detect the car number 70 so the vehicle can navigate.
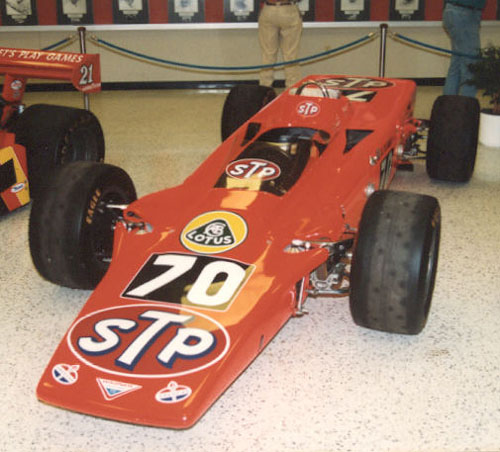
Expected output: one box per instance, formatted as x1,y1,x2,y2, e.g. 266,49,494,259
122,253,253,310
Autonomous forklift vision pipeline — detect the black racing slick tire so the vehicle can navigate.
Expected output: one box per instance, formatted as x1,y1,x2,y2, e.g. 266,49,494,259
13,104,105,198
349,190,441,335
221,84,276,141
426,95,480,182
29,161,136,290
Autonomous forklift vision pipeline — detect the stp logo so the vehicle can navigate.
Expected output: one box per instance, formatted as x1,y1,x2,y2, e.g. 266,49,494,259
226,159,281,181
67,304,230,378
297,101,320,117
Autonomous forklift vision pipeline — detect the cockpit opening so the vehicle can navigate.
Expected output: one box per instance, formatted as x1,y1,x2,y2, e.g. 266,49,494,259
216,127,330,196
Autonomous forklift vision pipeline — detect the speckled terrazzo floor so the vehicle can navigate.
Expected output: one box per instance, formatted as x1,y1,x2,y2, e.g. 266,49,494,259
1,86,499,452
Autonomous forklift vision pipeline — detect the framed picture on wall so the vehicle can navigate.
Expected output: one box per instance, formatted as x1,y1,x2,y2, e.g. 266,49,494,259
224,0,258,22
168,0,205,23
389,0,425,21
1,0,37,25
57,0,93,25
113,0,149,24
298,0,315,22
335,0,370,21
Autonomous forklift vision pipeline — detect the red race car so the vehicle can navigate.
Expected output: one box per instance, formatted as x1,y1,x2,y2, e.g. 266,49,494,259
0,46,104,215
29,75,479,428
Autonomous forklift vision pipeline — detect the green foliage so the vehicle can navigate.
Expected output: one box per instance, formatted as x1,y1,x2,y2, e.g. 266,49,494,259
467,45,500,114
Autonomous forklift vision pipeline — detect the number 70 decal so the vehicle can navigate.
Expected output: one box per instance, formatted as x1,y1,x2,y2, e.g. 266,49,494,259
122,253,254,311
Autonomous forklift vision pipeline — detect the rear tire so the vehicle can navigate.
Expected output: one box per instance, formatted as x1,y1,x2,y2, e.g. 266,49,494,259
13,104,105,198
29,161,136,290
350,190,440,335
221,85,276,141
426,95,479,182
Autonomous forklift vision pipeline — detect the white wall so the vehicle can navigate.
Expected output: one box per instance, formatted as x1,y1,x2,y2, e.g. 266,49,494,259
1,22,499,84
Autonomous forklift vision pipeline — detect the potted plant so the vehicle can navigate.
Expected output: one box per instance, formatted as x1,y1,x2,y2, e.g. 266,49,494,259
467,45,500,147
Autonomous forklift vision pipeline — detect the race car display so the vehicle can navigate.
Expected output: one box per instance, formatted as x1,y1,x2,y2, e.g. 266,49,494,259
0,46,104,215
29,74,479,429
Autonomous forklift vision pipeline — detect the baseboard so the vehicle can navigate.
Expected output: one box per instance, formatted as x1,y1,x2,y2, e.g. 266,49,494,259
23,77,445,92
411,77,445,86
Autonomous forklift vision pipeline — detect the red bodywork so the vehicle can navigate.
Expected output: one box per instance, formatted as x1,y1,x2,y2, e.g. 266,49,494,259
37,75,419,428
0,47,101,212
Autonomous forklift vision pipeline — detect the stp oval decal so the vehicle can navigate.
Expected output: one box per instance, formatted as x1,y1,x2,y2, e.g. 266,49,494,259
297,101,320,117
226,158,281,181
67,304,230,379
181,210,248,254
318,77,393,89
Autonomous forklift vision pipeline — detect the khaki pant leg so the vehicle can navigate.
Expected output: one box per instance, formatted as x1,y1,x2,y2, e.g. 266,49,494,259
280,5,303,87
258,5,280,87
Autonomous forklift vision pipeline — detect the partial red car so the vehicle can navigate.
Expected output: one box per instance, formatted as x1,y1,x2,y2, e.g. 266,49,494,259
29,75,479,428
0,46,104,215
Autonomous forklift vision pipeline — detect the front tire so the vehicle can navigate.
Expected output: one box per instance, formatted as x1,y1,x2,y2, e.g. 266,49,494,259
350,190,440,335
29,161,136,290
13,104,105,198
426,95,479,182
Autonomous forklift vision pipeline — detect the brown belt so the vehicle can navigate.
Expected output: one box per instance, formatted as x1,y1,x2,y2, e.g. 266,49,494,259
265,1,295,5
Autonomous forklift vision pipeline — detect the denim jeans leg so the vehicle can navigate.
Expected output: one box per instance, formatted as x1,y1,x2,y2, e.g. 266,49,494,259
443,4,481,97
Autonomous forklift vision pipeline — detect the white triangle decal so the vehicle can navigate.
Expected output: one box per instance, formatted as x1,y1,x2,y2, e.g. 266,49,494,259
96,378,142,401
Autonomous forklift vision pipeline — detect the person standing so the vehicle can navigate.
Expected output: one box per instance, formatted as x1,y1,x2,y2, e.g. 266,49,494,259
258,0,303,88
443,0,486,97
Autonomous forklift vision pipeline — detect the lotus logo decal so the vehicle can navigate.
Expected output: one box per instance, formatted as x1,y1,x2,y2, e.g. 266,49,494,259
181,211,248,254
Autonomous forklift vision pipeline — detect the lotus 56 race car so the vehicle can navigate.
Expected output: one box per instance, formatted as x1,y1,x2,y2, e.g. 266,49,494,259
30,75,479,428
0,46,104,215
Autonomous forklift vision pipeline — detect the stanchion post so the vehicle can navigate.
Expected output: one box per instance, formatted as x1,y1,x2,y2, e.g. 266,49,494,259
78,26,90,111
379,23,388,78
